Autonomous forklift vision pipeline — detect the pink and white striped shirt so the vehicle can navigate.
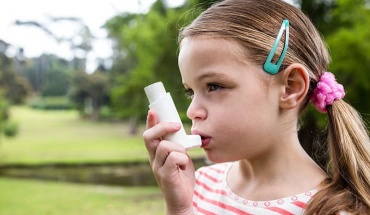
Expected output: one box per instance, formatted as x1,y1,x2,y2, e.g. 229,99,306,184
193,162,316,215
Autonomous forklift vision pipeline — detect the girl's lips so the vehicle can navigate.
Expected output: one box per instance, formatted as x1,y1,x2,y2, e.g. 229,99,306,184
200,136,211,148
191,130,211,148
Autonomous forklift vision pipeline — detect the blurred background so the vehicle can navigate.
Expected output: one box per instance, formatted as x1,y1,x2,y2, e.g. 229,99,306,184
0,0,369,214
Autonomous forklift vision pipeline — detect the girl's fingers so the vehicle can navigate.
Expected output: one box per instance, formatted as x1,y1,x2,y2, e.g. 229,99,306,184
146,110,158,129
152,140,186,172
143,110,159,162
143,111,195,213
157,151,190,181
143,110,181,163
163,151,190,171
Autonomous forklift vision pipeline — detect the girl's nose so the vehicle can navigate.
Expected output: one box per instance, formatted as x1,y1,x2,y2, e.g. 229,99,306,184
186,96,207,121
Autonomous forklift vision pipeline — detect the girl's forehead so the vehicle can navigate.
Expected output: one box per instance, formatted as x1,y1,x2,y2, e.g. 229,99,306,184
179,36,272,88
179,36,250,65
179,36,266,82
180,36,239,50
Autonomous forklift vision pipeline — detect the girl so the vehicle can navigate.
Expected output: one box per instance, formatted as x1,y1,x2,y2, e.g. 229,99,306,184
143,0,370,214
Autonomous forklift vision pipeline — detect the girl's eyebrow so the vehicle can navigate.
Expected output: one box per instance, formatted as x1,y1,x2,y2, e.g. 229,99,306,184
197,72,230,81
183,72,232,87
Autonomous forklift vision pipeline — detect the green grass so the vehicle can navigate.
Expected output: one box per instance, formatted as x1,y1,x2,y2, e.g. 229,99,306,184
0,177,165,215
0,107,204,214
0,106,204,165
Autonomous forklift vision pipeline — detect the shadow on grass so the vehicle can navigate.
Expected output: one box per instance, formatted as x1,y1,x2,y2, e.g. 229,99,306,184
0,157,207,186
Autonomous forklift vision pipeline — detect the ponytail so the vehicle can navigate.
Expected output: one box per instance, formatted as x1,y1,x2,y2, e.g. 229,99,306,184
305,100,370,214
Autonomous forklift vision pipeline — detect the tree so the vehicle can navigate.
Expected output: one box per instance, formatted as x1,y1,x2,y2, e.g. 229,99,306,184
15,17,94,69
106,0,194,134
0,47,32,104
22,54,72,97
14,16,96,101
69,70,110,120
325,0,370,118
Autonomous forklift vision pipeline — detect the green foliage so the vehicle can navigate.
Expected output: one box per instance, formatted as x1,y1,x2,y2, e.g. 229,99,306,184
0,92,11,142
106,0,197,127
325,5,370,118
0,53,32,104
98,105,117,119
69,71,110,120
0,93,9,122
3,121,18,137
28,96,73,110
298,0,336,34
22,54,73,97
41,69,71,97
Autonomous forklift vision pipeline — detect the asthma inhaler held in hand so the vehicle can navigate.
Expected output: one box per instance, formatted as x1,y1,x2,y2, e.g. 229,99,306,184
144,82,201,150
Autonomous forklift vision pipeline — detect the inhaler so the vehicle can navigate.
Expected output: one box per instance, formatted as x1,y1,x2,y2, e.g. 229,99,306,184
144,82,201,150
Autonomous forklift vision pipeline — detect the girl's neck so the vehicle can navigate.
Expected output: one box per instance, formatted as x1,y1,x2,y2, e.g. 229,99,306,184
227,135,327,201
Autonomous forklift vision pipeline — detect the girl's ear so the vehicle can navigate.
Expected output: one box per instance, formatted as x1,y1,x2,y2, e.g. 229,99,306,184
279,63,310,110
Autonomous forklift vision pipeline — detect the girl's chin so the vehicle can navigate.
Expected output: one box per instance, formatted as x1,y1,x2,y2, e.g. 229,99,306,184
204,151,233,164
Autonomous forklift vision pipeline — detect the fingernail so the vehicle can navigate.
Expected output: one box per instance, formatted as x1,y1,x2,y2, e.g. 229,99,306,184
172,122,181,129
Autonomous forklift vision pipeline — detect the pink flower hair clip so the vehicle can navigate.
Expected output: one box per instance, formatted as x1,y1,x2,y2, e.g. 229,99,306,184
310,72,345,113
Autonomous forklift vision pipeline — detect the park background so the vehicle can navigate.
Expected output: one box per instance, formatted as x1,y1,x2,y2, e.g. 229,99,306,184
0,0,370,214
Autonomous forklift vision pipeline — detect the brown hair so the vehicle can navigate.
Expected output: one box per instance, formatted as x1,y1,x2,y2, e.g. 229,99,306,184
179,0,370,213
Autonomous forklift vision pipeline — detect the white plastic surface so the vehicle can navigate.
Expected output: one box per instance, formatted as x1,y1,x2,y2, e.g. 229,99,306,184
144,82,166,104
144,82,201,149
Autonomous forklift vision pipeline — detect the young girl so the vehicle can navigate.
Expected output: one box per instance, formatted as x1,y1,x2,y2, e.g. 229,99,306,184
143,0,370,214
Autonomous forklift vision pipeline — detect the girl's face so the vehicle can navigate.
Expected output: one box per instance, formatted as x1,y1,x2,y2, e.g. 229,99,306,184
179,37,283,163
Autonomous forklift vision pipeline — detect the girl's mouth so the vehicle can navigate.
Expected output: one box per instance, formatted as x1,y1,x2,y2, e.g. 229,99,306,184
191,129,211,148
200,135,211,148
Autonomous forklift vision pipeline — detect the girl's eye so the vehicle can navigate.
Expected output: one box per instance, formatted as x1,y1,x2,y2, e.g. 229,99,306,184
207,83,224,92
184,88,194,99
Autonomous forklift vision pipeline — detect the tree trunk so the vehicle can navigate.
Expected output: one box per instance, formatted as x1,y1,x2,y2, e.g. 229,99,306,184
91,98,100,121
129,115,138,136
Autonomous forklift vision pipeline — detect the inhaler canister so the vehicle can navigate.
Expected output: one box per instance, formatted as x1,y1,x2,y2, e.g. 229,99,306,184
144,82,201,150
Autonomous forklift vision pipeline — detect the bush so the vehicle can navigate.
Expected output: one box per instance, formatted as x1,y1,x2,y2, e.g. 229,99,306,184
3,121,19,137
28,96,73,110
99,105,118,120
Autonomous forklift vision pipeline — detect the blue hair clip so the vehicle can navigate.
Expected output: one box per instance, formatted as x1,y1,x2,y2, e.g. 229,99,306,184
263,20,289,75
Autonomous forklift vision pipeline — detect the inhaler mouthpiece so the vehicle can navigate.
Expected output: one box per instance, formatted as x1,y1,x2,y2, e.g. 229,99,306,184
144,82,201,150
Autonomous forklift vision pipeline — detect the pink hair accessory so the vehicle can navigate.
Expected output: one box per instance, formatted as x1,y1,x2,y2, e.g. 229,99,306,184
310,72,345,113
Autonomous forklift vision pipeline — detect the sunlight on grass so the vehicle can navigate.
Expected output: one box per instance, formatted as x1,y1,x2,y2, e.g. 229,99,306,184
0,107,204,214
0,106,144,164
0,106,204,164
0,177,165,215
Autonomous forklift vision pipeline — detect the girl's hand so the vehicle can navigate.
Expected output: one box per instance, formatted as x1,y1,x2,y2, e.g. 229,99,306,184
143,110,195,215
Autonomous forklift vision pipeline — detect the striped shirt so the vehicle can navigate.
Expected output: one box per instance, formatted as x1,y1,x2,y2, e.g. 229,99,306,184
193,162,317,215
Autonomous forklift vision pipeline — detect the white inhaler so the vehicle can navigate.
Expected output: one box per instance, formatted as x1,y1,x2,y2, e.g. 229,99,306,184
144,82,201,150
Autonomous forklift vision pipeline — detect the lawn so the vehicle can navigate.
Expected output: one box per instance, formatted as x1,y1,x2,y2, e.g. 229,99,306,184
0,177,165,215
0,107,203,215
0,106,204,165
0,106,203,214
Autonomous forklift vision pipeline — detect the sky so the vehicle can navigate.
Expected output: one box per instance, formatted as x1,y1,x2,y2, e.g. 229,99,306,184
0,0,185,72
